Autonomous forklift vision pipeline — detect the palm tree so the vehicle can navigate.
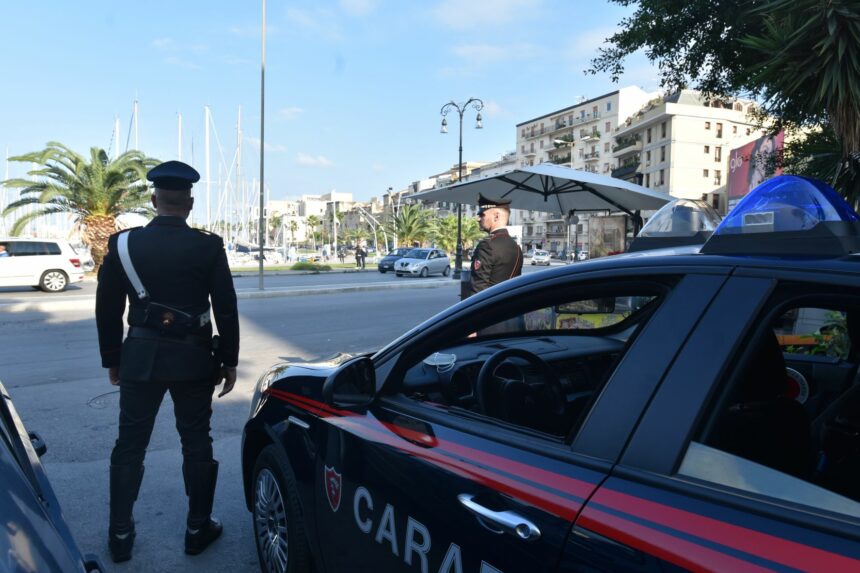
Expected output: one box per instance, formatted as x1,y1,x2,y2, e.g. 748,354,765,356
431,215,486,256
742,0,860,202
306,215,320,250
2,142,159,271
387,204,433,247
268,213,283,245
288,220,298,244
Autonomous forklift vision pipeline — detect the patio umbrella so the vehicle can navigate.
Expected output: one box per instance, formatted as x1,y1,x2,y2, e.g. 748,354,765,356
412,163,671,217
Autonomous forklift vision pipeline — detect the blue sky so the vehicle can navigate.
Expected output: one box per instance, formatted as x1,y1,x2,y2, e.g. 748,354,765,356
0,0,659,203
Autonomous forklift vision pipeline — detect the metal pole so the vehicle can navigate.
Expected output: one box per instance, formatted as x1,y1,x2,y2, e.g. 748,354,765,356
456,111,463,278
205,105,211,230
258,0,266,290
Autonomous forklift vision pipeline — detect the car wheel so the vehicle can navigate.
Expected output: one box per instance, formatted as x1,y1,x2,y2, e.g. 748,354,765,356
379,269,386,273
419,267,429,278
39,270,68,292
531,261,535,265
252,445,310,573
442,266,450,277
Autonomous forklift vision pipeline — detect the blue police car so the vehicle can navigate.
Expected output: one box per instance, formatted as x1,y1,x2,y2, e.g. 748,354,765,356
242,176,860,572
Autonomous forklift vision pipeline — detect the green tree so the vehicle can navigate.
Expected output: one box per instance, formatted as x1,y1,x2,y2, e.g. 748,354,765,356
269,213,283,244
387,204,433,247
288,220,298,244
306,215,320,250
2,142,158,271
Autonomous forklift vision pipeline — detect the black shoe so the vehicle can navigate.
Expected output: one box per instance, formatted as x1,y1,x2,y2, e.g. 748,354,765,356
109,524,136,563
108,464,144,563
185,517,223,555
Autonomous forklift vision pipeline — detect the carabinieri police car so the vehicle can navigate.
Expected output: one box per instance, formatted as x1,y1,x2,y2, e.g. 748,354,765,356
242,176,860,573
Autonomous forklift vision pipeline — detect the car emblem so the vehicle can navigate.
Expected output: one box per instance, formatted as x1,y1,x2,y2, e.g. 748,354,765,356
324,465,342,512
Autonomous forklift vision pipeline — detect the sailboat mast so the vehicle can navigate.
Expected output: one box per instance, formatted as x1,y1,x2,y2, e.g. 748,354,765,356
133,99,139,151
205,105,211,231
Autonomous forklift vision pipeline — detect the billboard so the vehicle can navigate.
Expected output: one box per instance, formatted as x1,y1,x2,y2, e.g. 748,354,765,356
727,131,785,204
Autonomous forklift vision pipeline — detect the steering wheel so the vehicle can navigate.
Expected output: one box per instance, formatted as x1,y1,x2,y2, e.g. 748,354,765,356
476,348,565,424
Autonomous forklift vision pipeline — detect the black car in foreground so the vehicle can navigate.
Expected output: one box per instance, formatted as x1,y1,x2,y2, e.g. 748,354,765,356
377,248,411,273
242,176,860,572
0,380,102,572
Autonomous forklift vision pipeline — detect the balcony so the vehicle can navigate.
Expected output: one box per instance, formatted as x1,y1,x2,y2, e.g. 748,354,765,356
550,154,572,166
571,111,601,126
584,151,600,161
612,133,642,154
580,130,601,142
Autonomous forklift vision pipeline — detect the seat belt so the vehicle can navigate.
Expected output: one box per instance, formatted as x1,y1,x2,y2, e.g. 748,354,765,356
117,231,149,302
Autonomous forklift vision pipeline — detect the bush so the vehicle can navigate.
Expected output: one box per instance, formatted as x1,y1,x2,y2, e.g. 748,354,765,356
290,262,331,271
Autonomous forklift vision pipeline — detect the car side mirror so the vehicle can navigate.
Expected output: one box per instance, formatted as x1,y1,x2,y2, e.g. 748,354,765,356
322,356,375,410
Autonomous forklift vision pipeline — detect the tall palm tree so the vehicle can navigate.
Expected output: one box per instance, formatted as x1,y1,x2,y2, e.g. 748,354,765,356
306,215,320,250
288,220,298,244
387,204,433,247
431,215,485,256
2,142,159,271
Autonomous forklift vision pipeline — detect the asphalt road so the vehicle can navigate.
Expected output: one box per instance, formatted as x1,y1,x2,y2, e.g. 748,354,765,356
0,286,461,572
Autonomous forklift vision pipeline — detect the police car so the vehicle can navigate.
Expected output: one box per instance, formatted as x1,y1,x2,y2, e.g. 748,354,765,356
242,176,860,572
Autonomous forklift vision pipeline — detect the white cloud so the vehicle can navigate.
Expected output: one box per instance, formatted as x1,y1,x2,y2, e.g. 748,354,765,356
245,136,288,153
277,107,305,121
286,7,343,42
297,153,334,168
340,0,377,15
433,0,542,29
565,27,618,62
152,37,173,49
481,100,504,118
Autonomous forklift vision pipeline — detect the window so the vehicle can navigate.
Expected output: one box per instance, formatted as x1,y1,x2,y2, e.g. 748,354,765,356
732,125,738,135
592,105,598,114
704,145,710,154
646,128,652,144
660,146,666,162
659,169,665,185
746,128,752,136
645,150,651,163
678,294,860,519
539,140,544,149
604,142,610,152
661,122,667,138
8,242,57,256
530,142,534,153
521,129,526,137
521,145,525,153
715,147,722,162
734,102,743,111
605,122,611,133
716,123,723,138
645,173,651,187
714,169,722,185
403,283,668,439
606,102,612,112
705,121,711,130
703,169,709,178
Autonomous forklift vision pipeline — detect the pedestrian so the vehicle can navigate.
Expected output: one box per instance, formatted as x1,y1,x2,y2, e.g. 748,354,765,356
355,242,366,270
95,160,239,563
465,193,523,298
338,247,346,264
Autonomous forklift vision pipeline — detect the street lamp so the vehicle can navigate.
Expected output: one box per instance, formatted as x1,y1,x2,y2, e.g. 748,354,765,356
440,97,483,279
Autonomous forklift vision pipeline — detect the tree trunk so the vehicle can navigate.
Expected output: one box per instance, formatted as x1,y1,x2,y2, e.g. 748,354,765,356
83,215,117,274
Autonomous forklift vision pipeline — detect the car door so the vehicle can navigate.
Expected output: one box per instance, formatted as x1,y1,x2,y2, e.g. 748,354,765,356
0,241,33,285
567,271,860,571
313,269,728,573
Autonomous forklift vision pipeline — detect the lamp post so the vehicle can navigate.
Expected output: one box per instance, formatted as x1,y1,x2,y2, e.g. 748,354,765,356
440,98,483,279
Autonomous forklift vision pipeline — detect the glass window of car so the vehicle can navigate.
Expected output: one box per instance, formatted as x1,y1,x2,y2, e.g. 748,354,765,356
405,248,430,259
679,292,860,519
397,280,670,440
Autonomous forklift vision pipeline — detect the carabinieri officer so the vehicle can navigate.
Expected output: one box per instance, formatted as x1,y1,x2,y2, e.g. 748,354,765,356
466,193,523,297
95,160,239,562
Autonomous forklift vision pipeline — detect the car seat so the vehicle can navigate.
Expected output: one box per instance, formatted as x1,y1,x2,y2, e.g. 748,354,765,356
711,331,812,479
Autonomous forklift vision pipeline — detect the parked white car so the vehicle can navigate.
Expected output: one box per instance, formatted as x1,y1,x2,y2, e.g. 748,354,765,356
0,238,85,292
394,248,451,277
531,249,552,266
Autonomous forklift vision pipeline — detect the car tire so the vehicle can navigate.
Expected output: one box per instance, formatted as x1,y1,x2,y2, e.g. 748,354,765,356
39,270,68,293
252,445,310,573
419,267,429,278
379,269,386,274
531,261,535,265
442,266,450,277
395,272,403,277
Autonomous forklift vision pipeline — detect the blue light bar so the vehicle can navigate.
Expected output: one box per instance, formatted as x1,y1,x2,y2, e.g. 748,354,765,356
702,175,860,256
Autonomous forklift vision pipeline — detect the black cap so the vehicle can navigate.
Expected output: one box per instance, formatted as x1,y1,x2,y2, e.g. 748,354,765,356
147,160,200,191
477,193,512,213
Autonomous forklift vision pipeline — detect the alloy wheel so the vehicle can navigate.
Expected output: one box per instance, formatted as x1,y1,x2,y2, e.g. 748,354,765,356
42,271,67,292
254,468,289,573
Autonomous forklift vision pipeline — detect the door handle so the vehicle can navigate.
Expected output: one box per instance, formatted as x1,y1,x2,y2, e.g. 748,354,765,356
457,494,541,542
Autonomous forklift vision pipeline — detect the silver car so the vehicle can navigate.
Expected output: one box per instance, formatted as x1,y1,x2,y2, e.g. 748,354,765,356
394,248,450,277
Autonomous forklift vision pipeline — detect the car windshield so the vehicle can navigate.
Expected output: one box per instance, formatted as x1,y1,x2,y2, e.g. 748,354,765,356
405,249,430,259
535,250,548,256
388,248,410,257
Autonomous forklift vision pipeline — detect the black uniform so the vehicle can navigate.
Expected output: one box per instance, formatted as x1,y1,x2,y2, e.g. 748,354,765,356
466,227,523,297
96,160,238,561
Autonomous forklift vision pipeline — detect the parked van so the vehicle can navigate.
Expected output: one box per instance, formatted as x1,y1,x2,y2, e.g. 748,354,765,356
0,239,85,292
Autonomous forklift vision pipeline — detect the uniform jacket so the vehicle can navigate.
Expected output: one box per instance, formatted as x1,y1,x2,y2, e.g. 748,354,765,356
466,227,523,297
95,216,239,381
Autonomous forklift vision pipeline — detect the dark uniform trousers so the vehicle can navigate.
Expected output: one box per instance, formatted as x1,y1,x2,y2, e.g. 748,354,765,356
96,215,239,553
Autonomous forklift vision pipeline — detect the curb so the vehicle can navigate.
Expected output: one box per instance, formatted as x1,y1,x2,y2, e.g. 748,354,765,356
0,279,456,313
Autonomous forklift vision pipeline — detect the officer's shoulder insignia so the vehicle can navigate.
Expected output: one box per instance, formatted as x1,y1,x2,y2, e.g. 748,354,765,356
192,227,213,235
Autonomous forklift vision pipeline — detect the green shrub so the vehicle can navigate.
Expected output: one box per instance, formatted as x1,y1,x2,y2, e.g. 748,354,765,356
290,262,331,271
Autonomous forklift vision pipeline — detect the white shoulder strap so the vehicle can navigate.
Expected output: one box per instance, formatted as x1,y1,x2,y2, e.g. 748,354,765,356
117,231,149,301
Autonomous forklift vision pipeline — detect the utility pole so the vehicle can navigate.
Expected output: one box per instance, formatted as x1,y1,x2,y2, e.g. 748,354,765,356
258,0,266,289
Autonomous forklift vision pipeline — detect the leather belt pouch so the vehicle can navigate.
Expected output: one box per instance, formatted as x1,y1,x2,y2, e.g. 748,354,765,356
143,302,197,336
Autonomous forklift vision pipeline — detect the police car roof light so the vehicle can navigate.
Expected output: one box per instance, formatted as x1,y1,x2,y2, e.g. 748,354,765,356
701,175,860,257
628,199,722,252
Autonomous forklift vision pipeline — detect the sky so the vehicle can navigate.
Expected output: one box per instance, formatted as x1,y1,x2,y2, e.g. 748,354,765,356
0,0,660,211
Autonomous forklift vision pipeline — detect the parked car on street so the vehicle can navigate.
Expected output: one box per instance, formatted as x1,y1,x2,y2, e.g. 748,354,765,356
394,248,450,277
531,249,551,265
0,379,103,572
0,238,85,292
376,247,411,273
242,176,860,573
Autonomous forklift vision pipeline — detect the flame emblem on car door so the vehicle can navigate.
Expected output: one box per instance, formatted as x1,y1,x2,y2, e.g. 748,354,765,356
324,465,343,512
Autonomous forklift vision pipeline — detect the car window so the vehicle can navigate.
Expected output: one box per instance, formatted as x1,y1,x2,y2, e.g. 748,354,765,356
405,249,429,259
44,242,61,255
399,280,671,440
679,291,860,519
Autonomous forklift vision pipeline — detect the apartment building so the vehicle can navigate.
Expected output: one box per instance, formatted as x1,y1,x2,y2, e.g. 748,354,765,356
612,90,765,211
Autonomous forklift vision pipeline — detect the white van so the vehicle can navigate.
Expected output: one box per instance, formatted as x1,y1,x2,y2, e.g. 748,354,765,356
0,238,86,292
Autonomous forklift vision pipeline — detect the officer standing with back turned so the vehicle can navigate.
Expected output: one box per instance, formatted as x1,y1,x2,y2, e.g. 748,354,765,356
95,160,239,562
465,193,523,298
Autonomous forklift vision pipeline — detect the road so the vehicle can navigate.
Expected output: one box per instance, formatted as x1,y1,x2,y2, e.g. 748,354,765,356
0,286,462,572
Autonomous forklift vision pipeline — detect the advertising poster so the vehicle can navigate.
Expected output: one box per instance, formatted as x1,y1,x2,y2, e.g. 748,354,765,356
727,131,785,207
587,215,627,258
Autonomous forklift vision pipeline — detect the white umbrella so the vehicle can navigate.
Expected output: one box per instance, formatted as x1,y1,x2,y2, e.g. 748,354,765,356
412,163,671,216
